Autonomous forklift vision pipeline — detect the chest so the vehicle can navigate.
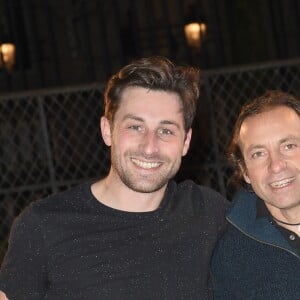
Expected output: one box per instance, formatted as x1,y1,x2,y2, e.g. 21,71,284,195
43,212,216,297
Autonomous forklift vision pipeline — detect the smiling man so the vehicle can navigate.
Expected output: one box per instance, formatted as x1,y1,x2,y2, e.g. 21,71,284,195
0,56,228,300
212,90,300,300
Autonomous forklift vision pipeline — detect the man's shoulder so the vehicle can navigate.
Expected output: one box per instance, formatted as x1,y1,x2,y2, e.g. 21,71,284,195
176,179,229,205
21,182,92,218
170,180,229,235
170,180,229,218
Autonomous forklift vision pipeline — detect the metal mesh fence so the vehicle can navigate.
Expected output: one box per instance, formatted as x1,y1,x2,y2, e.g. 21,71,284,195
1,58,300,260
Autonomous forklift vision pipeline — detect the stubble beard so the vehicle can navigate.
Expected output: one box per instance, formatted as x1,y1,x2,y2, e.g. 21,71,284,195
111,149,181,193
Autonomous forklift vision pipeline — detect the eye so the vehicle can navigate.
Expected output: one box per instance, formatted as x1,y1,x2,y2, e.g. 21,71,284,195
284,143,297,150
158,128,173,136
128,124,142,131
251,151,265,159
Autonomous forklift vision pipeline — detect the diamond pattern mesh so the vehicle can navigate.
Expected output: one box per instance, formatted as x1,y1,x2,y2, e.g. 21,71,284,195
1,60,300,260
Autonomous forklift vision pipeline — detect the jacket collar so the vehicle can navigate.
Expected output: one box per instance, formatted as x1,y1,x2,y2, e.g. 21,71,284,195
227,189,296,254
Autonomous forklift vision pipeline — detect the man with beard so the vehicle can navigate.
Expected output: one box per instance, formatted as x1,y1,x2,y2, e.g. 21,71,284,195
0,56,228,300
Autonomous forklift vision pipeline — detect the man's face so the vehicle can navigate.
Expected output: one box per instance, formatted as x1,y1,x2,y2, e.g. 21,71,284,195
239,105,300,213
101,86,191,193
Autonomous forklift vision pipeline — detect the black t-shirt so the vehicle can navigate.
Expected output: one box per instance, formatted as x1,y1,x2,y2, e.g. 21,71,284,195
0,180,228,299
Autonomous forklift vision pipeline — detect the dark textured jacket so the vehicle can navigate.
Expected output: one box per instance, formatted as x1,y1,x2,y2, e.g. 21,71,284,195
211,189,300,300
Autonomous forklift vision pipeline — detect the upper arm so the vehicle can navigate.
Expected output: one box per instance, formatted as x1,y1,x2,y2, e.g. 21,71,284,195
0,208,48,299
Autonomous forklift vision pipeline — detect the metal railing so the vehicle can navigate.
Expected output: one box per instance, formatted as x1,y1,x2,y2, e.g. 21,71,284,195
1,58,300,261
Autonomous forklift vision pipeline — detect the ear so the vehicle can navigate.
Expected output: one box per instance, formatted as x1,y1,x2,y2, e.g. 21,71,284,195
182,128,192,157
239,162,251,184
100,116,112,146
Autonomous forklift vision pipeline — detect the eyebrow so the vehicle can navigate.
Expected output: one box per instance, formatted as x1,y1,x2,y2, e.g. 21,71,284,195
160,120,181,129
245,135,300,152
122,114,143,122
279,135,300,143
245,144,265,154
122,114,181,129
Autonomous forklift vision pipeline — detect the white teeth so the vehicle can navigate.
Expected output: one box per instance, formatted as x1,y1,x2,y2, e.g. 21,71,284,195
270,178,293,188
131,158,160,169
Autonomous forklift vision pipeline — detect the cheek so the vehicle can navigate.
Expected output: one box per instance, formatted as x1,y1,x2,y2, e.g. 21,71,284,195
113,136,134,151
245,167,265,186
111,132,128,151
290,156,300,168
164,141,187,158
241,164,250,183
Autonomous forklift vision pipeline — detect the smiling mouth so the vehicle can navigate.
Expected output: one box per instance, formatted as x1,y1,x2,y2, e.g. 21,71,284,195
131,158,161,169
270,177,294,188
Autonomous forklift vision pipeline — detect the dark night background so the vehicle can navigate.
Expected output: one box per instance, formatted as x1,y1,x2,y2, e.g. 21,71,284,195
1,0,300,262
0,0,300,93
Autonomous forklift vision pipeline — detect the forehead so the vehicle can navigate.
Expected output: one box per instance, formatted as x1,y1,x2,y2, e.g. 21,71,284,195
116,86,183,121
239,106,300,148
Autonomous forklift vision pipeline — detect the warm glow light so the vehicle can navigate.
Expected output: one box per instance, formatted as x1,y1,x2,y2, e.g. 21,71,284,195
184,22,207,51
0,43,16,72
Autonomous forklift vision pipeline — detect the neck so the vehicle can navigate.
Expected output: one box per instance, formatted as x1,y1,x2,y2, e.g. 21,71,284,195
272,217,300,237
266,203,300,236
91,175,167,212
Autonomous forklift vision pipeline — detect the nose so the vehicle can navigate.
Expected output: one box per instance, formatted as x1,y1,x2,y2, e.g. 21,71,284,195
268,151,287,173
140,131,159,156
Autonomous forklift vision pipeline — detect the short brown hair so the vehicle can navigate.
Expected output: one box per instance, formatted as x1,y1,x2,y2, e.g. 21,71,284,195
103,56,200,132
